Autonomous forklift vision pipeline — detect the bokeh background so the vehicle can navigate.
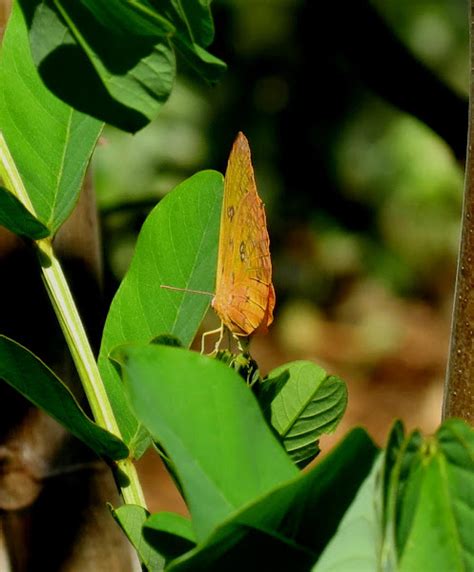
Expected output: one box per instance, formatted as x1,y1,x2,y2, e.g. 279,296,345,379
91,0,469,511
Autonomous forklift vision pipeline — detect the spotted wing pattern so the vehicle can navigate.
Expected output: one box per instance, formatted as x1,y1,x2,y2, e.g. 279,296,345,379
212,132,275,336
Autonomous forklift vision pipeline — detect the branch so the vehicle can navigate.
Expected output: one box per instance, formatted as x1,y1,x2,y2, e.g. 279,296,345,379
443,2,473,422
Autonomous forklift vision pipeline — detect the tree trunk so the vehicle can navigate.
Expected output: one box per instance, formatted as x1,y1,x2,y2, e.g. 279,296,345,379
444,1,474,424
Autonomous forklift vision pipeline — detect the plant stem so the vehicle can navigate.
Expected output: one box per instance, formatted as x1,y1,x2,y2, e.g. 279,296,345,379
36,238,147,507
0,132,146,506
37,238,119,434
443,2,474,423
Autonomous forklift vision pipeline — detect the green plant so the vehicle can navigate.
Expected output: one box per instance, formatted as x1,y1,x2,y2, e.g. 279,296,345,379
0,1,472,570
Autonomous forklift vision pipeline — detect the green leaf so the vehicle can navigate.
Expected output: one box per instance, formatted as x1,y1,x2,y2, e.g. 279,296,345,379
396,420,474,572
98,171,222,457
112,344,299,541
0,2,102,232
167,429,378,571
0,335,128,461
313,455,384,572
155,0,215,47
19,0,225,132
144,512,196,562
379,420,407,570
0,186,49,239
174,36,227,84
266,361,348,467
111,504,165,571
153,0,226,83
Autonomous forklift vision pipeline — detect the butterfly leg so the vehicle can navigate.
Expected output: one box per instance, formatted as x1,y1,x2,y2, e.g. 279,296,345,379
213,322,225,353
200,323,224,354
236,335,250,354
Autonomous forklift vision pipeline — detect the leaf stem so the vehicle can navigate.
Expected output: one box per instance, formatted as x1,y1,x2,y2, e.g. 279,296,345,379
0,130,146,507
37,238,118,434
36,233,146,508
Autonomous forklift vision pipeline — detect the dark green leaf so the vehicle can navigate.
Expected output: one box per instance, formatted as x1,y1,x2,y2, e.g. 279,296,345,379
112,344,298,541
167,429,378,571
150,334,183,348
144,512,196,562
266,361,348,467
151,0,215,47
19,0,224,131
382,420,405,526
378,420,406,570
148,0,226,83
172,31,226,84
0,335,128,461
98,171,222,457
0,186,49,239
255,367,290,414
111,504,165,571
22,0,174,132
0,2,102,232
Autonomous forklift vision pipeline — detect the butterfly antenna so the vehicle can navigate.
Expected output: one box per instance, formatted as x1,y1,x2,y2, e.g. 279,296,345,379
160,284,214,296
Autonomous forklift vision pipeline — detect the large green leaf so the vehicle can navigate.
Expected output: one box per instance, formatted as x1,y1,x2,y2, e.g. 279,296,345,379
314,419,474,572
313,455,383,572
265,361,348,467
112,344,299,541
0,186,49,239
111,505,165,571
167,429,378,571
0,2,102,233
19,0,225,132
0,335,128,461
396,420,474,572
98,171,222,457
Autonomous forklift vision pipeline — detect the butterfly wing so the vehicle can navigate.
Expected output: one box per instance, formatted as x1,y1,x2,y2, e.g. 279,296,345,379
212,132,275,336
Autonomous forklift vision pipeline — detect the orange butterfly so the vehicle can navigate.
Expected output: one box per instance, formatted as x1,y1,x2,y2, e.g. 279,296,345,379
211,132,275,338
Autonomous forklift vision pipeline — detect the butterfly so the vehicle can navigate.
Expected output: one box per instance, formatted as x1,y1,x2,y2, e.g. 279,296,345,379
211,132,275,339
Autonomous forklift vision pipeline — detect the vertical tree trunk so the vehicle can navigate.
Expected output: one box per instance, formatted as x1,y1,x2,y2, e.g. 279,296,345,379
443,2,474,423
0,3,139,569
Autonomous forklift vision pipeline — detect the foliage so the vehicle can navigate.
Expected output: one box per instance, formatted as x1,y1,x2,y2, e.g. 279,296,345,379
17,0,225,131
0,2,102,233
0,2,472,571
97,169,222,457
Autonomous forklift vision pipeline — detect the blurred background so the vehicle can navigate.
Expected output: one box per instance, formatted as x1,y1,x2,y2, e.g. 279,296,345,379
91,0,469,511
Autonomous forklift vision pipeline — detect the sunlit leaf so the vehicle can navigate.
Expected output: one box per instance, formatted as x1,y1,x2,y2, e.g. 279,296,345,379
313,455,383,572
98,171,222,457
0,2,102,232
112,344,298,541
166,429,378,571
396,420,474,572
266,361,348,467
